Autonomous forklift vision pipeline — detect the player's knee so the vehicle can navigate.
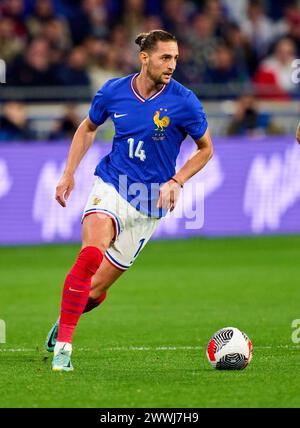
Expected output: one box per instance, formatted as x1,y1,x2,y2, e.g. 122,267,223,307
82,241,110,256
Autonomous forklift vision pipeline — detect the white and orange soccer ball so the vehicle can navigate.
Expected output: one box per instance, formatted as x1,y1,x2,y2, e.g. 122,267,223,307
206,327,252,370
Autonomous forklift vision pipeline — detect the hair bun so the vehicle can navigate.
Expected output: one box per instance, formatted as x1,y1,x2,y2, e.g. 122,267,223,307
135,32,149,47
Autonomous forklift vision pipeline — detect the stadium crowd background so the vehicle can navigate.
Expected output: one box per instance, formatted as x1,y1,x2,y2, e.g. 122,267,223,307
0,0,300,141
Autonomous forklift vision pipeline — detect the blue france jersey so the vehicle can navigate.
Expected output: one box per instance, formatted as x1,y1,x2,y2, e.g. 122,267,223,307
89,73,208,217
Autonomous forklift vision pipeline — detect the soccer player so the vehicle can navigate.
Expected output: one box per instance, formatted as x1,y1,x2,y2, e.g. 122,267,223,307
47,30,213,371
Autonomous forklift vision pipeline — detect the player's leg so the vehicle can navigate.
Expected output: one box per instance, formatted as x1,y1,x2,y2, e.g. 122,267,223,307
52,213,114,371
46,258,123,352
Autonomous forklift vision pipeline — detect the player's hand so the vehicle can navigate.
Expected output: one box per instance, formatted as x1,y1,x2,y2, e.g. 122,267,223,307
55,173,74,207
157,179,182,212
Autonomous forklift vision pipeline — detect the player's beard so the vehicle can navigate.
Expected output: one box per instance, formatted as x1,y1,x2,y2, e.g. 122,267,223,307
146,67,168,87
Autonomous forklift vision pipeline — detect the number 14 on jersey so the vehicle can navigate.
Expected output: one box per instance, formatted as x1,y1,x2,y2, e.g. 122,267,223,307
127,138,146,162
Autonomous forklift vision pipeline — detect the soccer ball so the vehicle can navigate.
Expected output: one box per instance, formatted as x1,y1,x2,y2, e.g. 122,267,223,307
206,327,252,370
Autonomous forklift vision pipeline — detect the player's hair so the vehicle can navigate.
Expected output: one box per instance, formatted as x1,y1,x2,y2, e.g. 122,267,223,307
135,30,177,52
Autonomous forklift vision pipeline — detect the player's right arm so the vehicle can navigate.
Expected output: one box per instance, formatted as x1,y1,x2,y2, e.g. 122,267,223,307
296,122,300,144
55,117,98,207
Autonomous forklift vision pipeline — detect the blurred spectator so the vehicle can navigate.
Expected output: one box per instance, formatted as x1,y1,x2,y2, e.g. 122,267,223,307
142,15,164,32
25,3,71,67
8,37,58,86
253,37,298,99
0,0,27,39
204,0,229,37
123,0,146,42
0,17,25,64
173,40,201,85
203,43,249,97
56,46,90,86
68,0,109,45
161,0,196,36
26,0,56,38
187,14,220,74
227,94,284,136
88,45,123,92
0,102,36,141
49,104,81,140
241,0,275,58
223,22,257,77
80,33,128,92
41,18,72,52
274,1,300,57
84,36,109,68
222,0,248,23
108,24,136,74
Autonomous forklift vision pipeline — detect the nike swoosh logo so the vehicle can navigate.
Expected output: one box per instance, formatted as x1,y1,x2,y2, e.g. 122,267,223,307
114,113,128,118
69,287,84,293
47,336,56,348
47,328,58,349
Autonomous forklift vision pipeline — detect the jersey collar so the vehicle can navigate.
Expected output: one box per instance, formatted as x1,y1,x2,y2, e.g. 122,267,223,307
130,73,167,103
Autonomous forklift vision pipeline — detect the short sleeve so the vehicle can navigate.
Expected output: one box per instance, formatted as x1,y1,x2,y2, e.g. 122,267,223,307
89,82,110,126
183,91,208,140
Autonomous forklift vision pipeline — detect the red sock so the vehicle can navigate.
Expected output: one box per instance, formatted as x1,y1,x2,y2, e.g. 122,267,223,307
83,291,107,313
57,246,103,343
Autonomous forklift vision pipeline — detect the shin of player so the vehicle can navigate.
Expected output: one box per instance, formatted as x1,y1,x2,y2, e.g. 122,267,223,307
55,245,103,350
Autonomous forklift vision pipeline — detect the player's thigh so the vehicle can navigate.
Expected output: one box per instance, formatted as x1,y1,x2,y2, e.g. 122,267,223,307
90,257,124,298
82,213,115,254
106,216,160,270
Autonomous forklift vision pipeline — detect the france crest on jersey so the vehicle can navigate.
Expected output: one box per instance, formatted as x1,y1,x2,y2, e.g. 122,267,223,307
89,73,208,218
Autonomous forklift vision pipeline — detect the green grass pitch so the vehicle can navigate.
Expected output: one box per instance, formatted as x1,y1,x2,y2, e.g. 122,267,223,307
1,236,300,408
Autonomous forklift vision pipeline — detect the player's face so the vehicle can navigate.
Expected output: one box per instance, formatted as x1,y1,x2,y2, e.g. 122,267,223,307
146,41,179,85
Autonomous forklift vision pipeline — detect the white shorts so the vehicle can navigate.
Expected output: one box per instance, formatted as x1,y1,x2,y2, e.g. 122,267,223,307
82,177,160,271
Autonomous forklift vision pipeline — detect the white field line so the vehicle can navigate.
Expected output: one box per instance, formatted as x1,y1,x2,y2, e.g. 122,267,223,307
0,345,300,353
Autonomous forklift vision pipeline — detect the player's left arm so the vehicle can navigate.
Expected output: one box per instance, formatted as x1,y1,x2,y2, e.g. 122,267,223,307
173,128,213,185
157,128,213,211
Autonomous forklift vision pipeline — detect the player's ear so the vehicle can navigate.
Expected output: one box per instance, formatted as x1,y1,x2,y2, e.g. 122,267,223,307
139,51,148,65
